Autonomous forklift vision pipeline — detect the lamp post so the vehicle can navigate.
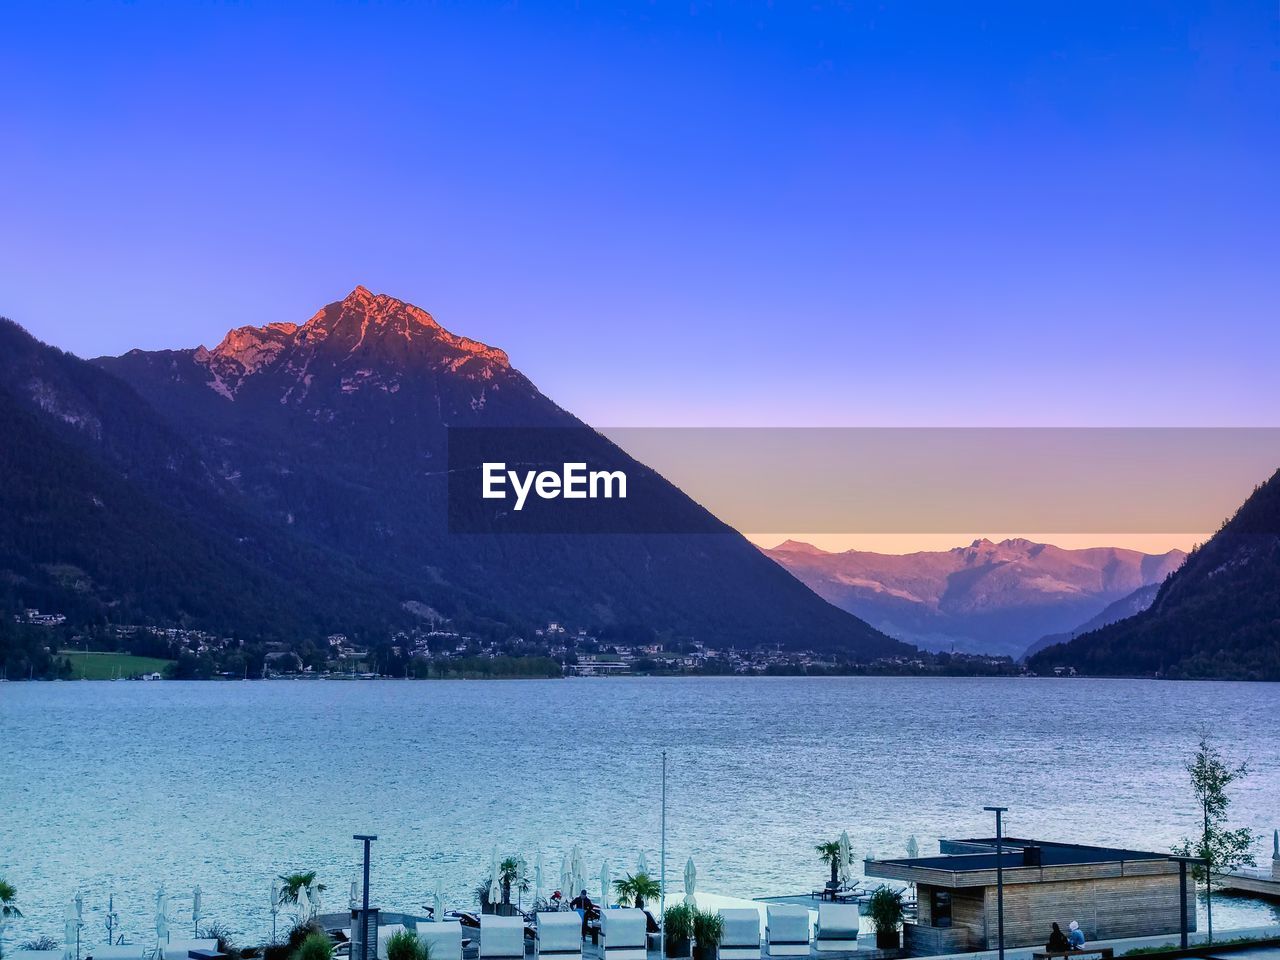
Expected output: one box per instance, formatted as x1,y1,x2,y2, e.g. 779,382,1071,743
354,835,378,960
659,750,667,956
270,881,279,944
984,807,1008,960
1170,855,1208,949
106,894,119,947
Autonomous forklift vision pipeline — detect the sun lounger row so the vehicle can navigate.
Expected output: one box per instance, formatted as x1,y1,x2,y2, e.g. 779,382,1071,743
766,903,859,956
392,901,858,960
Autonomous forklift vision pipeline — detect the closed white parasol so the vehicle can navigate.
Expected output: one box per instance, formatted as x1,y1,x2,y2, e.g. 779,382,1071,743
63,900,79,960
155,885,170,946
488,848,502,908
295,884,311,925
559,856,571,905
838,832,853,887
571,847,586,902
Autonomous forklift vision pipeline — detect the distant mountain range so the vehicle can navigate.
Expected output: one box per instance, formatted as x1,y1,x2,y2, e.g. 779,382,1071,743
1029,471,1280,680
764,538,1186,657
0,287,904,657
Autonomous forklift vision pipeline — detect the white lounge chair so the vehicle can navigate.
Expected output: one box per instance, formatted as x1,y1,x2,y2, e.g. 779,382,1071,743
764,905,810,958
161,939,218,960
87,948,146,960
416,920,465,960
480,915,525,960
600,908,646,960
813,904,858,953
535,912,582,960
717,909,762,960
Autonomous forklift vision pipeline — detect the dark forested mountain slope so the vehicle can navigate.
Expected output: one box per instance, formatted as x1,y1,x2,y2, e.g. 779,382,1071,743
1021,582,1163,661
0,316,420,640
1029,471,1280,680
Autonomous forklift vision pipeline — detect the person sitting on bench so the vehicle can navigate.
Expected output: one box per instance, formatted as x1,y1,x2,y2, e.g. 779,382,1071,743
1068,922,1085,949
1047,923,1071,952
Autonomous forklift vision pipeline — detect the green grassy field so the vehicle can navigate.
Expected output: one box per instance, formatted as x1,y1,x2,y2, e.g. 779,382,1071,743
60,651,175,680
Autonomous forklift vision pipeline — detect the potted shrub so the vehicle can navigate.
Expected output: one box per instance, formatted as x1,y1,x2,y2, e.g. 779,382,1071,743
664,904,694,958
866,886,905,949
692,909,723,960
20,939,60,952
291,932,334,960
385,930,429,960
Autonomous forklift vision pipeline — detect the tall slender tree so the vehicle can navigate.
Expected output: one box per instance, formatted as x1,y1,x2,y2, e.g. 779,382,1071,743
1172,733,1257,942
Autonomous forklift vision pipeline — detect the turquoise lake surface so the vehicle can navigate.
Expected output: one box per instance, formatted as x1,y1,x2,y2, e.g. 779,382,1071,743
2,676,1278,947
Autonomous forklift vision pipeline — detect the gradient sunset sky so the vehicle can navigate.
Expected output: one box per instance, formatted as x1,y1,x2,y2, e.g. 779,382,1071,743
2,1,1276,551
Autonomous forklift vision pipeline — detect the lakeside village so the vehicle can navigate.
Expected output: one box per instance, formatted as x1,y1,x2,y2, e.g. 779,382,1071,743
4,607,1036,682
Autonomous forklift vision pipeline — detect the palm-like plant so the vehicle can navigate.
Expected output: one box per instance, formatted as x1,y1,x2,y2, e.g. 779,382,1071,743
614,872,662,909
1,881,23,960
814,841,841,886
498,858,530,905
277,872,326,905
0,879,20,919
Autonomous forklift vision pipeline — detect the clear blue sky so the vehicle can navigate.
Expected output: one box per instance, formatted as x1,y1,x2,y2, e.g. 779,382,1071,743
2,0,1276,427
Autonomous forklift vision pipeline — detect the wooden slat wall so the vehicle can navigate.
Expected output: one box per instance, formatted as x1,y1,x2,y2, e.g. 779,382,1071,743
910,884,986,952
977,874,1192,948
951,889,989,946
904,924,972,955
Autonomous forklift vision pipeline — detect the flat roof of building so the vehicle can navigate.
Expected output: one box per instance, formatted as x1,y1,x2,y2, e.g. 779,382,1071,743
908,837,1179,868
865,837,1188,888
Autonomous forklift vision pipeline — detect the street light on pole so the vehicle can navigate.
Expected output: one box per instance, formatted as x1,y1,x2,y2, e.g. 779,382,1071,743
659,750,667,957
984,807,1008,960
354,835,378,960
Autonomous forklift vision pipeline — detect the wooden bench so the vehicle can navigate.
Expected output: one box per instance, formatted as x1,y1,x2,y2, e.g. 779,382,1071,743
1032,949,1114,960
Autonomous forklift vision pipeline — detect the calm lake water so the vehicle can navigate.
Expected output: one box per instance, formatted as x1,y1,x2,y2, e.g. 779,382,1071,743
2,677,1278,948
